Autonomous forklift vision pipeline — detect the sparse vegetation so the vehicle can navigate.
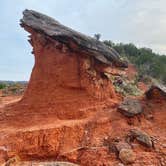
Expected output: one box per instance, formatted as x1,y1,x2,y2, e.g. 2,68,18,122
0,81,27,96
113,77,142,96
104,73,142,96
94,33,101,41
104,41,166,85
0,83,6,89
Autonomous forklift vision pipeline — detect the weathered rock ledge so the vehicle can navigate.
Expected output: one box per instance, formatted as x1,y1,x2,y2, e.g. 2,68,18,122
146,84,166,100
21,9,127,68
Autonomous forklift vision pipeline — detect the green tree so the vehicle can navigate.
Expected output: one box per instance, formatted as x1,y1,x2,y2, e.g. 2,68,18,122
0,83,6,89
103,40,166,85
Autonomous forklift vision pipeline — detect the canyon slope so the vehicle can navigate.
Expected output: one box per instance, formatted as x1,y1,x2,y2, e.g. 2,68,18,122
0,10,165,166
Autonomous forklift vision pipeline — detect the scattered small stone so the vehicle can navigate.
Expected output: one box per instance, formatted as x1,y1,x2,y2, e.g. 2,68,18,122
160,158,166,166
155,148,160,153
106,137,123,153
146,114,154,120
128,129,153,148
114,137,121,142
118,97,143,117
153,140,157,144
162,144,166,148
4,155,20,166
119,148,136,164
115,142,131,152
131,143,139,148
161,162,165,166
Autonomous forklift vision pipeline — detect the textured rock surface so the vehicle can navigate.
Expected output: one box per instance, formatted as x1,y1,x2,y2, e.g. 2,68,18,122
145,84,166,100
118,98,143,117
129,129,153,148
115,142,131,152
119,148,136,164
21,9,127,68
11,9,128,121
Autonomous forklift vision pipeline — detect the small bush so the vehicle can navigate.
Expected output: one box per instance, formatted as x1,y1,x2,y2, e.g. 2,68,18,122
104,40,166,85
113,76,142,96
0,83,6,89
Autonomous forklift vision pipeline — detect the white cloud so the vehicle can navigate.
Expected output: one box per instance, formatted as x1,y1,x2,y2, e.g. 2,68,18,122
119,0,166,54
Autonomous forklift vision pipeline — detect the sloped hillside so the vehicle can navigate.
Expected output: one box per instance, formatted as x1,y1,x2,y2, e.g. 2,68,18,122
104,41,166,85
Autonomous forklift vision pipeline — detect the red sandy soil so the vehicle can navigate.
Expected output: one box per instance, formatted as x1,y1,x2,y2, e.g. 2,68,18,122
0,95,22,109
0,94,165,165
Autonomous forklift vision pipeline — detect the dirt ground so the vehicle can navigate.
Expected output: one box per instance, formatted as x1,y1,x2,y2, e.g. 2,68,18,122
0,94,165,166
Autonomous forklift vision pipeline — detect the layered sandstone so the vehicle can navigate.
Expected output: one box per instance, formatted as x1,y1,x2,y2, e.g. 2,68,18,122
17,9,128,120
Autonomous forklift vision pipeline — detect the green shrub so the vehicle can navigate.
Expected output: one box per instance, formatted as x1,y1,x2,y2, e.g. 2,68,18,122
106,74,142,96
104,40,166,85
0,83,6,89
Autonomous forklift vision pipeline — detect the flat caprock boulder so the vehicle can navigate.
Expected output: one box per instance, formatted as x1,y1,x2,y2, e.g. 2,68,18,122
20,9,127,68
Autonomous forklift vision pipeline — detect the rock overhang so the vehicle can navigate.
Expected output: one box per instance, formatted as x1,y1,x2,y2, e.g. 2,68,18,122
20,9,128,68
145,84,166,99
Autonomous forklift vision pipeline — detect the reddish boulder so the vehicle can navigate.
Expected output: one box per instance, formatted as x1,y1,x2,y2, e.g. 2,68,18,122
119,148,136,164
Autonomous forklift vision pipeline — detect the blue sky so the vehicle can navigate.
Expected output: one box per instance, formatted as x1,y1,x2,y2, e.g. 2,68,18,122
0,0,166,80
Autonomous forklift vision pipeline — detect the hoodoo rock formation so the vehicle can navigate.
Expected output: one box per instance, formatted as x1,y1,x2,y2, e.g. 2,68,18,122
18,9,128,120
0,10,166,166
0,9,128,165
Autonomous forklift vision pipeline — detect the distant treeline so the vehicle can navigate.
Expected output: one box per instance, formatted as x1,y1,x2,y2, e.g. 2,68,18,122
0,81,27,84
104,41,166,85
0,81,27,89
